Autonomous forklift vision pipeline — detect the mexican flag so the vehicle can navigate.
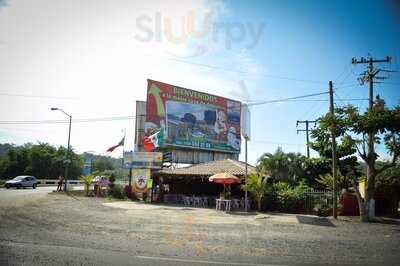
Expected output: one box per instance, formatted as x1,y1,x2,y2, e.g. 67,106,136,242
106,137,125,152
142,130,164,152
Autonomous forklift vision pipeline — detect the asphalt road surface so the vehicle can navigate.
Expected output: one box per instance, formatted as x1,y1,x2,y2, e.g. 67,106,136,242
1,192,399,266
0,186,83,206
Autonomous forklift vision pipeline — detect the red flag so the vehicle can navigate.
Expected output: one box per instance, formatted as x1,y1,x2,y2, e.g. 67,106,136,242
106,137,125,152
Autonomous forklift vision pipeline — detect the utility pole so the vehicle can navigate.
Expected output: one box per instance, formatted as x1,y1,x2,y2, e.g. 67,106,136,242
329,81,338,219
352,56,391,109
351,55,391,219
296,120,317,158
244,136,248,212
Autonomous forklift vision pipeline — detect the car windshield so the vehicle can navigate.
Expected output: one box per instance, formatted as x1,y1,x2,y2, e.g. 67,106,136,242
13,176,26,181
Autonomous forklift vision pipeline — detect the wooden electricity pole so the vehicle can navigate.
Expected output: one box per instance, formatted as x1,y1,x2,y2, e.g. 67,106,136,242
296,120,317,158
351,55,392,219
329,81,338,219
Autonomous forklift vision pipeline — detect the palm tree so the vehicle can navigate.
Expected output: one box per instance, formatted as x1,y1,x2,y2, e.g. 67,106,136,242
257,147,305,183
79,174,94,196
242,171,268,211
316,171,351,192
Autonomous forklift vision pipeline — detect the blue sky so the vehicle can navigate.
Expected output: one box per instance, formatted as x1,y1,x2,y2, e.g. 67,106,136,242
0,0,399,164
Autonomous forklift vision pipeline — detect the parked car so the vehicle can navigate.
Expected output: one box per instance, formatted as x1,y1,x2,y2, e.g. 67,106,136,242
5,176,38,189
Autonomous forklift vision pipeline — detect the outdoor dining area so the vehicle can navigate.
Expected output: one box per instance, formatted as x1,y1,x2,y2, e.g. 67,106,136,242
153,159,254,212
184,195,249,211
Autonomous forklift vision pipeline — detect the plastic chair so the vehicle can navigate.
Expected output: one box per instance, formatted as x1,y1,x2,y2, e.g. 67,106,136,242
193,197,202,207
232,199,240,209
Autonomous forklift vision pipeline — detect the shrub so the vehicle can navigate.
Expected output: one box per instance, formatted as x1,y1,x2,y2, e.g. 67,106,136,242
79,174,95,196
273,181,309,213
262,186,278,211
242,172,269,211
108,184,126,199
108,173,116,190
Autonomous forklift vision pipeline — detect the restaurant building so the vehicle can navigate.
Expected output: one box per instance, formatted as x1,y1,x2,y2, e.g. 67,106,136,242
152,159,255,204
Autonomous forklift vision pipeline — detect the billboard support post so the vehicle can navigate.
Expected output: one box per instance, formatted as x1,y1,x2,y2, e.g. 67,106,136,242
121,129,126,168
241,103,251,211
245,136,248,212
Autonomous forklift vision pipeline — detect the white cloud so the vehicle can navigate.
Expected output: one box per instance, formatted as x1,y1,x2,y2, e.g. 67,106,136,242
0,0,264,159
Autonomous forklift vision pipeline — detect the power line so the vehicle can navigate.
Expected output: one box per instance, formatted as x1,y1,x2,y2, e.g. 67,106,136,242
299,95,326,120
335,83,360,89
247,91,329,106
0,90,369,125
0,92,134,102
249,139,303,146
147,54,327,85
287,98,367,102
1,90,365,103
0,116,136,125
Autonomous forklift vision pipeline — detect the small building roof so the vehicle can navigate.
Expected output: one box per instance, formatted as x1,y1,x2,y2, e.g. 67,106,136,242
154,159,256,178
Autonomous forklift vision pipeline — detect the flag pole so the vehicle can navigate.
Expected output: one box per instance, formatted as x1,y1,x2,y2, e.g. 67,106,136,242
121,129,126,169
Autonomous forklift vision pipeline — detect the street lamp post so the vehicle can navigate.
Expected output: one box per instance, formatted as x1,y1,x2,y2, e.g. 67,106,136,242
51,107,72,192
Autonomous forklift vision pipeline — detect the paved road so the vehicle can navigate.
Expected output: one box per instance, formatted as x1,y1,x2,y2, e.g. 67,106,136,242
0,186,83,206
1,193,399,266
1,240,290,266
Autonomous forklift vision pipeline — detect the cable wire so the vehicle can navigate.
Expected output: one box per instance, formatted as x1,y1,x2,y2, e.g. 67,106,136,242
247,91,329,106
146,54,327,85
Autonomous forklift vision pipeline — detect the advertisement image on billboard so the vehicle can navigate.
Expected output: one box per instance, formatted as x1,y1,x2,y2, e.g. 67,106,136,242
145,79,241,153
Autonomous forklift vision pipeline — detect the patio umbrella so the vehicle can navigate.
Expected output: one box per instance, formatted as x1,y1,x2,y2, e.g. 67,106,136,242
209,173,240,197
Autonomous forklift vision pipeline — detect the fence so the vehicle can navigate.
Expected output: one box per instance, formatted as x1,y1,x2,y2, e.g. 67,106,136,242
36,179,84,187
36,179,127,187
304,188,333,213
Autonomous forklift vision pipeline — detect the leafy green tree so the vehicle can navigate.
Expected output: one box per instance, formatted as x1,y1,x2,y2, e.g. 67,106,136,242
0,143,15,157
257,147,333,187
3,145,31,178
376,163,400,216
30,143,57,178
0,142,83,180
92,156,115,172
311,101,400,222
56,146,83,180
300,157,331,187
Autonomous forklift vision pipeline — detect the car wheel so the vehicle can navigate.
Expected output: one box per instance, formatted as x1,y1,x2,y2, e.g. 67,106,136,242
33,183,37,189
5,185,10,189
17,184,21,189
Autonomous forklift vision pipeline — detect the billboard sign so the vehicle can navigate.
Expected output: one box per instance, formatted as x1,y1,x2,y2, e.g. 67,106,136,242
145,79,241,153
123,151,163,169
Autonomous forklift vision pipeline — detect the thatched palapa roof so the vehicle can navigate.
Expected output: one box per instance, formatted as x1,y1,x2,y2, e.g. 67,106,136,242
154,159,255,179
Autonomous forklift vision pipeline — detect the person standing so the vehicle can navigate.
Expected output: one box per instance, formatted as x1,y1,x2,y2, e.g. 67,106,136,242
57,175,64,191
